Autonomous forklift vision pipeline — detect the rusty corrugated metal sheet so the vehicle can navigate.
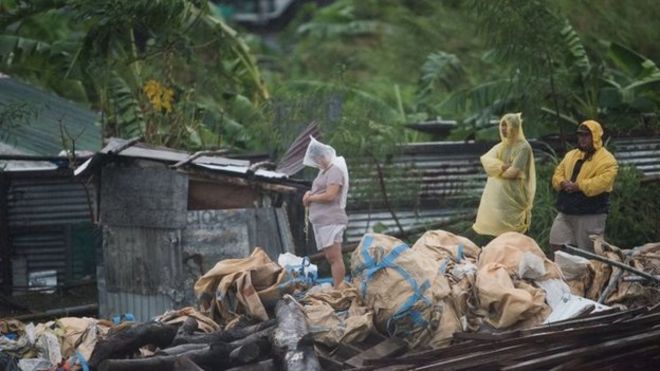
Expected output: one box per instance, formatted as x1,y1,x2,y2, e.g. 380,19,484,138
275,121,321,176
343,137,659,244
8,177,95,227
612,137,660,180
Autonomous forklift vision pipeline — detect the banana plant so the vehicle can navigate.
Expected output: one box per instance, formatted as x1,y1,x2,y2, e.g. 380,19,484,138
0,0,269,151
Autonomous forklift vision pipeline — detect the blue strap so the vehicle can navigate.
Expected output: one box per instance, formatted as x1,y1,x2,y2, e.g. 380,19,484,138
352,234,375,276
390,279,431,324
72,351,89,371
359,243,409,297
439,258,449,274
355,236,433,336
456,243,464,262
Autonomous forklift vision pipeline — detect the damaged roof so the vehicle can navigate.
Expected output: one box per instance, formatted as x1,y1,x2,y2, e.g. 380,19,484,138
0,74,102,156
75,137,297,186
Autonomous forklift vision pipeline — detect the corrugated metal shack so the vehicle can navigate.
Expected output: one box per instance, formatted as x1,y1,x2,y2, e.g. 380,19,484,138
0,74,102,297
76,138,306,321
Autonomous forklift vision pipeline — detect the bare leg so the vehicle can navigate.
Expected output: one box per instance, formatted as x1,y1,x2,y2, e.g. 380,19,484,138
323,243,345,287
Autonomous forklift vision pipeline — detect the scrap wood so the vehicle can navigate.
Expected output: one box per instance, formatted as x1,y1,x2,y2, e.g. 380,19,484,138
171,318,276,346
88,316,276,371
355,305,660,370
562,244,660,283
88,321,179,368
500,328,660,371
598,255,632,304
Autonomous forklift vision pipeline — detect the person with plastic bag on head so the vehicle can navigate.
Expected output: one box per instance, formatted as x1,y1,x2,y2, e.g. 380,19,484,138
549,120,618,253
303,137,349,287
473,113,536,236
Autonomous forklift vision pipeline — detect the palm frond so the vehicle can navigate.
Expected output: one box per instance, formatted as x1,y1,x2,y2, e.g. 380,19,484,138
560,19,590,77
416,51,465,104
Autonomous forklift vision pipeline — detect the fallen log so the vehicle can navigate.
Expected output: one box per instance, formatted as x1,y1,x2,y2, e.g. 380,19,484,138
98,341,231,371
172,318,276,345
97,324,274,371
229,343,261,364
89,321,178,369
272,295,321,371
172,356,204,371
225,359,276,371
157,343,208,356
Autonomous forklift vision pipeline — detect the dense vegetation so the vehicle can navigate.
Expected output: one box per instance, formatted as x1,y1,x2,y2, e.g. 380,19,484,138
1,0,658,248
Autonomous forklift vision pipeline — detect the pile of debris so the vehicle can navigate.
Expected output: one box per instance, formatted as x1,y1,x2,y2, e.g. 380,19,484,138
1,230,658,370
352,304,660,370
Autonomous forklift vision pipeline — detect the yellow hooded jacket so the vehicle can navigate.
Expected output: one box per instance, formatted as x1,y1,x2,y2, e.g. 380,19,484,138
552,120,618,201
473,113,536,236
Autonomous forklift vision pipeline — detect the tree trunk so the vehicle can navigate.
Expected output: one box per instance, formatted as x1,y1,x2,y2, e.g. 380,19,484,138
89,321,178,369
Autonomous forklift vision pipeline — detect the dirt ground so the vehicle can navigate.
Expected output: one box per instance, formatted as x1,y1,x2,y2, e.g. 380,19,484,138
0,282,98,320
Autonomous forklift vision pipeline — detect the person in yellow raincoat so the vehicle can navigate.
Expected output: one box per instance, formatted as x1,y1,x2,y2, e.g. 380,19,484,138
473,113,536,236
549,120,618,252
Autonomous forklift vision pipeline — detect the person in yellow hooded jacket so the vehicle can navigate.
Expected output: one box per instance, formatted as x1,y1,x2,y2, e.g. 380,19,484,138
550,120,618,252
473,113,536,236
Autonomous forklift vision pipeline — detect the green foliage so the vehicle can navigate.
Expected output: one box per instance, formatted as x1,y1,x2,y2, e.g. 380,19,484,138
0,101,38,142
605,167,660,248
528,161,660,253
528,160,560,254
0,0,268,151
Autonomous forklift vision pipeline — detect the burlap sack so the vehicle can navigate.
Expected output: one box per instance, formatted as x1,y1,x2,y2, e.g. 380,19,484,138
351,233,461,348
475,232,557,329
154,307,219,333
301,283,373,347
412,230,479,324
194,248,306,324
554,251,594,297
412,230,480,263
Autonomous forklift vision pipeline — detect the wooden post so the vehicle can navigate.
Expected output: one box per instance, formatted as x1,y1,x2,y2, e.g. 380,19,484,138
0,173,11,295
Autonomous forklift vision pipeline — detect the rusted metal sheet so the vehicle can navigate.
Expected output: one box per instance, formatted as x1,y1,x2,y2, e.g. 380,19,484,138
275,121,321,176
7,177,95,227
183,210,253,273
98,225,186,321
612,137,660,180
188,179,260,210
101,225,184,295
100,166,188,228
182,208,295,268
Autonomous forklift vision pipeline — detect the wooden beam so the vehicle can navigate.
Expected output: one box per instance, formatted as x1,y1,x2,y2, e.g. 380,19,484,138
344,337,408,368
501,328,660,371
0,173,10,295
561,244,660,283
186,170,298,194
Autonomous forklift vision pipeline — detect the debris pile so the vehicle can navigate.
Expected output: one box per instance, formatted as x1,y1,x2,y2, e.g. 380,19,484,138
1,230,658,370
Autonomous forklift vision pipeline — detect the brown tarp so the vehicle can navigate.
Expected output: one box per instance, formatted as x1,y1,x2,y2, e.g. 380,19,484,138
194,248,307,324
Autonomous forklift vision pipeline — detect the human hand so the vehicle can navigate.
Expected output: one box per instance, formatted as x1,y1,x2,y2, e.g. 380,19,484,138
303,191,312,207
501,163,510,172
562,181,579,193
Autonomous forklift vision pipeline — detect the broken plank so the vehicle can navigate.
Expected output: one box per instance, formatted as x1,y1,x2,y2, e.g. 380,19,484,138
344,337,408,368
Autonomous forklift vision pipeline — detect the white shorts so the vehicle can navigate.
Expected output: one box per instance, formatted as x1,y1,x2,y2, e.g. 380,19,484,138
313,224,346,250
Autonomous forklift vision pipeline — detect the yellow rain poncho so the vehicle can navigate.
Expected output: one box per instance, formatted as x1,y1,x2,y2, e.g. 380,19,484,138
473,113,536,236
551,120,617,197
